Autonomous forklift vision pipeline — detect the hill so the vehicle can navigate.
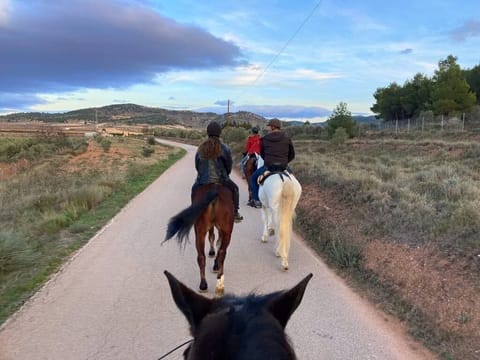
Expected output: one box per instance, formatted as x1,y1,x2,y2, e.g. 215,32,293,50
0,103,268,129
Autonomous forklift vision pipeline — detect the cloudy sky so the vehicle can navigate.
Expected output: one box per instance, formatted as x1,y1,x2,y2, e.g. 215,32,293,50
1,0,479,121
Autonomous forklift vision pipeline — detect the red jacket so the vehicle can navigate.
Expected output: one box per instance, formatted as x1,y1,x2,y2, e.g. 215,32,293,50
244,134,261,154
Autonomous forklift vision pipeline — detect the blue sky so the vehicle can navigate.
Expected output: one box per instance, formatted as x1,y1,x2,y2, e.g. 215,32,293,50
1,0,479,121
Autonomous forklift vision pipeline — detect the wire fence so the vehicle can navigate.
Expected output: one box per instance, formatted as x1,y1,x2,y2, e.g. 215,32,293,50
367,112,480,135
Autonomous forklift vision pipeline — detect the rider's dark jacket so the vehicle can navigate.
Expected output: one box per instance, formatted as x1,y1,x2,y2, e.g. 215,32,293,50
194,143,233,184
260,131,295,169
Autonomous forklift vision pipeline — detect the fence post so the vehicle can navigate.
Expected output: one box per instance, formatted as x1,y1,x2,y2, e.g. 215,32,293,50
395,119,398,134
408,118,410,133
441,114,444,131
462,112,465,131
422,116,424,132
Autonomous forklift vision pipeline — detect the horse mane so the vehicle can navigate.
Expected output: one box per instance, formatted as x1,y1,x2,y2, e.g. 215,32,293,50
164,271,313,360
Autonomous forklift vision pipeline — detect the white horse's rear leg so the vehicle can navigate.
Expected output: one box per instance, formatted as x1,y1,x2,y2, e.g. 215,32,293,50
277,229,290,271
261,206,270,243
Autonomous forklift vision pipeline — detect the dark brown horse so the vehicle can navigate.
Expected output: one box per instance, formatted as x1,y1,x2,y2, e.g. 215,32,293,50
164,270,313,360
164,183,234,296
244,154,258,203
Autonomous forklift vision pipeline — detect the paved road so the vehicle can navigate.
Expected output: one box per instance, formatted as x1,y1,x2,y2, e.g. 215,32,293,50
0,139,433,360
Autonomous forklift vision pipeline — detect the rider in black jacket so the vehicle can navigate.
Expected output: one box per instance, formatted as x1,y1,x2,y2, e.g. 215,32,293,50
249,118,295,208
192,121,243,222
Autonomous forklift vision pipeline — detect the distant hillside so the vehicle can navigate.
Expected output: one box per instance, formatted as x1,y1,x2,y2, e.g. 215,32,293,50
285,115,381,128
353,115,381,125
0,103,268,129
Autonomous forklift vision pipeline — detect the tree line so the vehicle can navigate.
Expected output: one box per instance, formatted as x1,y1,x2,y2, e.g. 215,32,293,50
371,55,479,121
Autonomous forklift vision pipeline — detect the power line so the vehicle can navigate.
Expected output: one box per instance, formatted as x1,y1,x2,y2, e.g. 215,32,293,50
247,0,323,90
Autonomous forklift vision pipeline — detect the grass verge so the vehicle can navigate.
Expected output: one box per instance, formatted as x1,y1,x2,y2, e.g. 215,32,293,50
0,143,185,325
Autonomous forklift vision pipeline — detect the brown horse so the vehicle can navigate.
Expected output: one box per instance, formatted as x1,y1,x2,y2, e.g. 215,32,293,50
244,154,258,203
164,183,234,296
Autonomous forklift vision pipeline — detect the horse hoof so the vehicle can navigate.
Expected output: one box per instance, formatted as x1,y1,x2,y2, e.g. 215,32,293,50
282,266,289,271
275,251,281,257
215,287,224,297
269,229,275,236
208,251,215,257
261,237,268,243
199,281,208,292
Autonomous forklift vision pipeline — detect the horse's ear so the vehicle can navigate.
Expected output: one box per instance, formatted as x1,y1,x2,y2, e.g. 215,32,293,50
164,271,213,331
267,273,313,328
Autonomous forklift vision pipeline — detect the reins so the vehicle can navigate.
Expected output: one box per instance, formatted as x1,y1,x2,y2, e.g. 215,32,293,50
158,339,193,360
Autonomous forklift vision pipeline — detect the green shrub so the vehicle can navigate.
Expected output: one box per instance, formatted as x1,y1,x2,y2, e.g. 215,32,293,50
68,185,111,211
0,230,38,276
222,127,248,144
68,223,90,234
326,236,362,269
146,136,156,145
330,127,349,146
38,212,71,235
142,146,155,157
100,139,112,152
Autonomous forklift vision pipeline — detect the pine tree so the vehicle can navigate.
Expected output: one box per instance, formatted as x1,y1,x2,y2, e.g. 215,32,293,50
432,55,476,115
326,102,356,138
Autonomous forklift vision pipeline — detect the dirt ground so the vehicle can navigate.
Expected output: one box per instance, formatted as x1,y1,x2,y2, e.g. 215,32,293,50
0,138,169,180
298,184,480,359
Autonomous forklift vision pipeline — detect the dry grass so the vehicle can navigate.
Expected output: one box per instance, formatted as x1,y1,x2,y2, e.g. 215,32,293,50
0,135,184,324
291,136,480,359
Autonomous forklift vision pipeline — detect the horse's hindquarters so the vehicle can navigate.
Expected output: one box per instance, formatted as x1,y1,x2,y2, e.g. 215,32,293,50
259,174,302,270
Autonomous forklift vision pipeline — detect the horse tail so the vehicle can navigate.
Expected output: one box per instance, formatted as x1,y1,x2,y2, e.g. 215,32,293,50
278,180,296,250
164,190,219,246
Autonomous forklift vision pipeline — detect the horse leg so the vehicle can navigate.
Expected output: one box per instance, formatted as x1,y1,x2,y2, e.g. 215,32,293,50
276,226,289,271
212,231,223,272
277,206,292,271
261,205,269,243
208,227,215,257
195,225,208,292
247,175,253,202
215,231,231,297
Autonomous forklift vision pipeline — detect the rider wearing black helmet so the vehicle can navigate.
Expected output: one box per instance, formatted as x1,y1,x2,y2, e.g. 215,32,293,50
192,121,243,222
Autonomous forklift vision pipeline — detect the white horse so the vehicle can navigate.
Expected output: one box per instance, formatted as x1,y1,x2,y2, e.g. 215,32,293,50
259,171,302,270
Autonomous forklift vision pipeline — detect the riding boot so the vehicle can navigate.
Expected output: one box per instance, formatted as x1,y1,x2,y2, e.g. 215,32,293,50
233,188,243,222
234,211,243,223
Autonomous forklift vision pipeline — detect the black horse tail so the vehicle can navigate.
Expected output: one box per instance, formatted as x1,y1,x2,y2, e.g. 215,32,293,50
164,190,219,246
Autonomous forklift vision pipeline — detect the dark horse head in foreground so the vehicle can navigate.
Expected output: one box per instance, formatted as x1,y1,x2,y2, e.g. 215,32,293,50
164,270,313,360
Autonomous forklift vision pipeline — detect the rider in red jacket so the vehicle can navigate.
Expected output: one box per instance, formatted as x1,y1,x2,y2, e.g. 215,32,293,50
241,127,261,177
244,127,261,154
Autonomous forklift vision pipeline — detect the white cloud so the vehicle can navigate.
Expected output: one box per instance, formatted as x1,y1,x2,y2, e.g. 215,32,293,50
0,0,11,26
226,65,341,87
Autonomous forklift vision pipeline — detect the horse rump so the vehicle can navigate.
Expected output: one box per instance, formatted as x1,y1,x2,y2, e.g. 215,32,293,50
164,190,219,245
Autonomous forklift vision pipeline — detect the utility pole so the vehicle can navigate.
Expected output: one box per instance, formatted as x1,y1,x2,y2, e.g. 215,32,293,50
227,99,230,114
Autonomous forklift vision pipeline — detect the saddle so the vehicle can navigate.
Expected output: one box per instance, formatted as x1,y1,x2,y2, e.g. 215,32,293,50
257,167,291,185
